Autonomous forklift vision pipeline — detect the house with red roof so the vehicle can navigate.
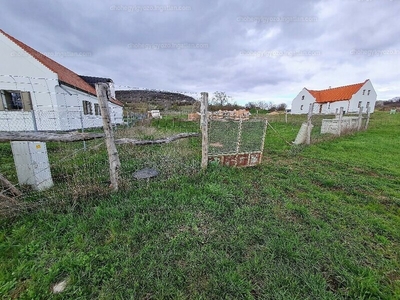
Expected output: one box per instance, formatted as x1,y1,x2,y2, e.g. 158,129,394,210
291,79,377,115
0,29,124,131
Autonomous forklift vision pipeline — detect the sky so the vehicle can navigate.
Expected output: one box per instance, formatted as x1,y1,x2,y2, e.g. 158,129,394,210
1,0,400,106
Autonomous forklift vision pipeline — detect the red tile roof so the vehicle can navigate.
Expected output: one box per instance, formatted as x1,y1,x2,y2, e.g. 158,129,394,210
0,29,123,107
306,80,368,103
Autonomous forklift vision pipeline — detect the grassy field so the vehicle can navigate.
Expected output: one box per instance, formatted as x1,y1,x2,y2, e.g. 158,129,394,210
0,111,399,299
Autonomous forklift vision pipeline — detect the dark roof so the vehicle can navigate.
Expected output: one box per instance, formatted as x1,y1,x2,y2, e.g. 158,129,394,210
79,75,114,88
80,75,123,106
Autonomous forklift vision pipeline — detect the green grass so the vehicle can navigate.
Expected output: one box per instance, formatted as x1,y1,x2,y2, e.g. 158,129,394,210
0,112,400,299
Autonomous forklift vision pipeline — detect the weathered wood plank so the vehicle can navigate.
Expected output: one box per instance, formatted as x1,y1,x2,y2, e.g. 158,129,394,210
201,92,209,169
115,132,199,145
96,83,121,191
0,131,104,142
0,173,21,196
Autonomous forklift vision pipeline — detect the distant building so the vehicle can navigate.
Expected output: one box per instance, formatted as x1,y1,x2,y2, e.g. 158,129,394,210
291,79,377,114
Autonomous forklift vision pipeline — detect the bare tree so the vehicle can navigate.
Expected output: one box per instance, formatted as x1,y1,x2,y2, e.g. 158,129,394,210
276,103,287,111
211,91,229,106
245,102,257,109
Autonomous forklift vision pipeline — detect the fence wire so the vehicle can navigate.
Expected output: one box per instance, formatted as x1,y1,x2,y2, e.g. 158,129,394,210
0,76,201,217
208,119,267,156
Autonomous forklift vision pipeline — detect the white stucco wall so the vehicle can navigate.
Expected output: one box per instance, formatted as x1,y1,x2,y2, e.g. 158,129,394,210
56,85,123,130
0,33,58,80
0,74,60,131
313,100,350,115
291,88,315,114
347,80,377,113
109,104,124,124
55,85,102,130
0,33,60,131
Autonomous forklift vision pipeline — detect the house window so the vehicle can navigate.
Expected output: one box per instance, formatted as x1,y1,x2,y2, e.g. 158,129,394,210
0,90,32,111
366,102,370,108
301,95,305,100
363,89,365,95
300,105,304,110
358,101,362,108
83,100,92,115
328,103,331,109
367,90,370,95
94,103,101,116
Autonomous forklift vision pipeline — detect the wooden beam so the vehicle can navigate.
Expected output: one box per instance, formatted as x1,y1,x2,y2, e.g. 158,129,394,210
200,92,209,170
365,106,371,130
338,107,344,136
357,106,363,131
0,131,104,143
96,83,121,191
0,173,21,196
306,103,314,145
115,133,199,145
0,193,18,203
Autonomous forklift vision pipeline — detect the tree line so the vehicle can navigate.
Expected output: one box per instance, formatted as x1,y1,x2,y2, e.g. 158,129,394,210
209,91,287,112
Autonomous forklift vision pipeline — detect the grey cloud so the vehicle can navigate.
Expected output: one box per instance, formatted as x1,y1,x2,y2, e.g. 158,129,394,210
1,0,399,103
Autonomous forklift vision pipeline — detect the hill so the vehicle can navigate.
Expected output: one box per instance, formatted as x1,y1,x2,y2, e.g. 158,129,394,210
116,90,197,110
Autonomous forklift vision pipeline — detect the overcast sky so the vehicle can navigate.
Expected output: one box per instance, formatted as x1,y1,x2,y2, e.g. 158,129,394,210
2,0,400,106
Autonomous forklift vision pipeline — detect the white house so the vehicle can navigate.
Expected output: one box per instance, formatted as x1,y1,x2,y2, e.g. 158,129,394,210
291,79,377,115
0,29,124,131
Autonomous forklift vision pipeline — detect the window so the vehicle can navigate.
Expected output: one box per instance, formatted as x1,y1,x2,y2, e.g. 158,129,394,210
358,101,362,108
301,95,305,100
83,100,92,115
300,105,304,110
94,103,101,116
366,102,370,108
367,90,371,95
328,102,331,109
363,89,365,95
0,90,32,111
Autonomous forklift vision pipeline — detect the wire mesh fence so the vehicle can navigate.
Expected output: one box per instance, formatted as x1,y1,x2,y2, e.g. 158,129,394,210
208,118,267,167
0,76,203,217
0,76,374,217
1,120,202,217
